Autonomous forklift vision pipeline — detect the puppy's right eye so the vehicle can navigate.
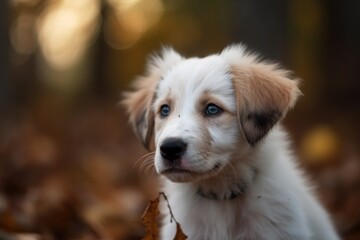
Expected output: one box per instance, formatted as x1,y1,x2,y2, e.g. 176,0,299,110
160,104,171,117
205,103,222,116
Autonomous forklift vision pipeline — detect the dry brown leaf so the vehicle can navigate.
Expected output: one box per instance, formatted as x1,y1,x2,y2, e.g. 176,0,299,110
141,195,160,240
174,222,188,240
141,193,188,240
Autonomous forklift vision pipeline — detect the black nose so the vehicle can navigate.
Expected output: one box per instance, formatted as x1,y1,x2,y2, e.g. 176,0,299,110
160,138,187,161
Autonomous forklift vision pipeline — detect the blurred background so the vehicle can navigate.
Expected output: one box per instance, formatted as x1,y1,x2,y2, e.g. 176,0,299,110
0,0,359,239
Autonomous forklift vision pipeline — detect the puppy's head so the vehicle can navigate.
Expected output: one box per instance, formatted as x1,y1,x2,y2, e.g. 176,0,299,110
123,45,301,182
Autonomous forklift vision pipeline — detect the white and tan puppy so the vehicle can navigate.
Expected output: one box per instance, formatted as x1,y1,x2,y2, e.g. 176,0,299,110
123,44,339,240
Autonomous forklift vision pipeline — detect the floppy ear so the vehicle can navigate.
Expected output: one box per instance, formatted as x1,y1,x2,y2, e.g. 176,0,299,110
122,48,183,150
122,74,158,150
230,58,301,146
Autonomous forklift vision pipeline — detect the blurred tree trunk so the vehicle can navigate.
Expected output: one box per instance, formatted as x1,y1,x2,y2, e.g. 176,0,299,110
0,1,10,111
324,0,360,112
324,0,360,142
93,2,108,98
230,0,290,64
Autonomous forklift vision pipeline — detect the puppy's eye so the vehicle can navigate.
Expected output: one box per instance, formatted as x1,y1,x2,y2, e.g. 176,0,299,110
205,103,222,116
160,104,171,117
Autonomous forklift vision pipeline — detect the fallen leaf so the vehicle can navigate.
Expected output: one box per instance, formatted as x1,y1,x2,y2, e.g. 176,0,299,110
142,193,188,240
174,222,188,240
141,195,160,240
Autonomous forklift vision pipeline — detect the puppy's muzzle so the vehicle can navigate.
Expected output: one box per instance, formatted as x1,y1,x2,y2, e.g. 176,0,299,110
160,138,187,162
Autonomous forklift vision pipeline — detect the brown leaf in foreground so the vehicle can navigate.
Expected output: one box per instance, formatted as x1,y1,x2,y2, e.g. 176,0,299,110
141,195,160,240
174,222,188,240
141,193,187,240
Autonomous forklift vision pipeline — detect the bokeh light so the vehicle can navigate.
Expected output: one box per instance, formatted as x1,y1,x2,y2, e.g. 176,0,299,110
301,125,341,165
37,0,100,70
104,0,164,49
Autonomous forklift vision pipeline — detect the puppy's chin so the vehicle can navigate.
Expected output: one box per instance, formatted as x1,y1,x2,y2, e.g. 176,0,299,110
162,171,200,183
159,163,222,183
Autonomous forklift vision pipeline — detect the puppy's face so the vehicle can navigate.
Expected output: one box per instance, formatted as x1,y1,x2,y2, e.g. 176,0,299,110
153,57,242,182
123,45,300,183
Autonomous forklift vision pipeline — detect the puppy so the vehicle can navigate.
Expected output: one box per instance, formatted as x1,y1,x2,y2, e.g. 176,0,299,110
123,44,339,240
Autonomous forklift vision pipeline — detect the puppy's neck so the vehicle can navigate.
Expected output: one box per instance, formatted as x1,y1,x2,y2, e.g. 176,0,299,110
195,159,257,201
197,181,247,200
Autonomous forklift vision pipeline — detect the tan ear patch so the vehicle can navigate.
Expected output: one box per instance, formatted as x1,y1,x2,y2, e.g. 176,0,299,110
231,62,301,146
122,73,159,150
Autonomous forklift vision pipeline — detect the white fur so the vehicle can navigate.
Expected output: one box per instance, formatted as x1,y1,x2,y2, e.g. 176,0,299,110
160,128,339,239
125,45,339,240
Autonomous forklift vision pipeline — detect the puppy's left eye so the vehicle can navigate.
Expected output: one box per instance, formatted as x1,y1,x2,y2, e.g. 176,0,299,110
160,104,171,117
205,103,222,116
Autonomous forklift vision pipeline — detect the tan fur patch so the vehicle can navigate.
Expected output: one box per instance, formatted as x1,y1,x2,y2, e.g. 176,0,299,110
231,62,300,113
122,72,161,150
230,60,301,145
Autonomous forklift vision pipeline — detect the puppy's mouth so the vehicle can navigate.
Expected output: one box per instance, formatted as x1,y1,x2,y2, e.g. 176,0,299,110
159,164,222,182
162,167,195,174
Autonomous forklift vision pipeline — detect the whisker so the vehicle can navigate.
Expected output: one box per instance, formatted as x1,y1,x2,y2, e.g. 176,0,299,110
144,162,156,177
134,151,155,167
139,158,154,174
132,151,155,176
